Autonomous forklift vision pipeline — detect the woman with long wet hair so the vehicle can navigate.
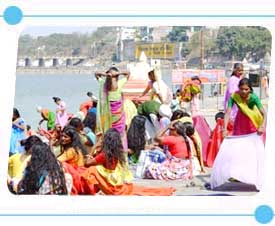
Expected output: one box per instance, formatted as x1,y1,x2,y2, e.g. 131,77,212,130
17,143,68,195
127,115,147,162
95,67,130,151
57,125,88,167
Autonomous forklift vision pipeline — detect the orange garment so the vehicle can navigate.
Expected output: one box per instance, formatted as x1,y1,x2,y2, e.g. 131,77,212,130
62,162,87,195
79,100,93,116
82,166,175,196
58,147,85,167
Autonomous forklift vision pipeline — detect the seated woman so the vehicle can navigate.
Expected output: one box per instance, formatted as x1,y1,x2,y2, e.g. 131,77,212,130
83,112,97,145
16,143,69,195
182,121,205,175
210,78,266,191
171,110,203,164
82,128,175,195
127,115,147,163
57,126,88,167
82,128,133,195
68,117,94,155
144,121,194,180
8,136,43,193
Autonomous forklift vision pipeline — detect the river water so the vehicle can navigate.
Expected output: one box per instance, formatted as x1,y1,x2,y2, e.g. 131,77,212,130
14,72,173,129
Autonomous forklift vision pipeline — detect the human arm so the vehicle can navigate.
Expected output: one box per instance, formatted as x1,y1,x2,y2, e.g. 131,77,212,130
154,120,177,144
85,152,104,167
95,71,107,80
118,70,130,80
139,83,151,98
257,107,266,135
223,107,232,137
85,156,97,167
38,118,45,126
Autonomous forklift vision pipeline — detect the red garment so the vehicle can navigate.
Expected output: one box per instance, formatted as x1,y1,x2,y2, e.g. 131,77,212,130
62,162,87,195
206,119,233,167
94,152,118,170
79,100,93,116
233,110,257,135
162,136,189,159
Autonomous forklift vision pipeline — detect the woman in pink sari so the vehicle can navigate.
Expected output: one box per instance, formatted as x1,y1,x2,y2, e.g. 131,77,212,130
53,97,69,128
211,78,266,191
95,67,130,151
224,63,244,123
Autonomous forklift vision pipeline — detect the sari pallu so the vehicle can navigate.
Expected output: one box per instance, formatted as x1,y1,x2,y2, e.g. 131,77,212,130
232,93,263,135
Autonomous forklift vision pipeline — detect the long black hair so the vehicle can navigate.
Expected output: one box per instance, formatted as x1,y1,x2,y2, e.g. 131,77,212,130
12,108,21,121
127,115,146,158
20,135,43,154
61,125,88,157
83,112,96,132
171,109,190,121
102,128,126,167
182,121,199,154
173,121,191,158
105,67,119,92
18,143,68,194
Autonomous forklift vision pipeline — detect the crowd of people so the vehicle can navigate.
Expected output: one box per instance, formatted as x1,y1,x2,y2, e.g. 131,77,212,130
8,63,267,195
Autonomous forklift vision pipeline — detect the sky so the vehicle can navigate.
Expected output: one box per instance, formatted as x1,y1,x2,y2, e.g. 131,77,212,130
21,26,98,37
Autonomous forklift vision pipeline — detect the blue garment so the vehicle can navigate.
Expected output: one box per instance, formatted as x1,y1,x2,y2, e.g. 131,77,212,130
88,107,97,116
10,118,25,155
83,127,97,145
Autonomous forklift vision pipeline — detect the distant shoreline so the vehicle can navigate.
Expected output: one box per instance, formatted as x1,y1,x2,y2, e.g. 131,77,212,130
16,67,95,75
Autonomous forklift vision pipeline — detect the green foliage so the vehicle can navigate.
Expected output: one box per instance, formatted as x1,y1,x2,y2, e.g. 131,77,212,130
18,27,117,57
216,27,271,61
167,27,190,42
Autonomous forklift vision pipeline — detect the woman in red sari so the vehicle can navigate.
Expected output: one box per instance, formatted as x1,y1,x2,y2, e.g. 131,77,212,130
223,78,266,136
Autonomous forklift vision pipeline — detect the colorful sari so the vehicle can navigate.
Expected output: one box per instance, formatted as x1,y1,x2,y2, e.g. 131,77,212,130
41,109,56,130
97,77,127,150
231,92,263,135
82,163,175,195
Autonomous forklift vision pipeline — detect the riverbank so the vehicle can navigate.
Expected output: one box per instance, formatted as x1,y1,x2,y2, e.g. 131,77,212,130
17,67,95,75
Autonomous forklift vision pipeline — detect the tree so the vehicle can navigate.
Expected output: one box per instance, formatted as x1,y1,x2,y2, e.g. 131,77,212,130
216,27,272,61
167,27,190,42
